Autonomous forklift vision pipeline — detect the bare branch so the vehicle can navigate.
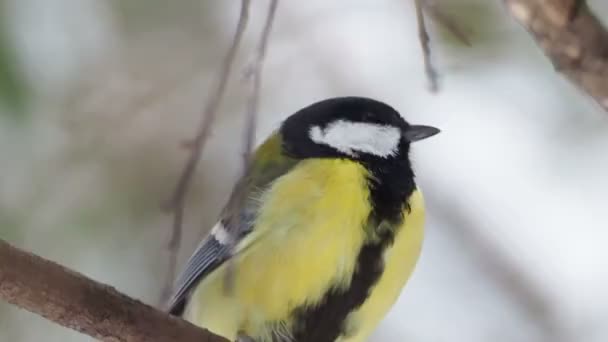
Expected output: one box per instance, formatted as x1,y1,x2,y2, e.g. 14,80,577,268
414,0,439,92
504,0,608,112
224,0,279,293
160,0,251,305
242,0,279,165
242,0,279,163
0,239,228,342
422,1,472,46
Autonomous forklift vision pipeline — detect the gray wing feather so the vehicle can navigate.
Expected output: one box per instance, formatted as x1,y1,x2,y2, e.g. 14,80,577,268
167,233,231,315
166,188,261,315
166,188,262,315
166,139,299,316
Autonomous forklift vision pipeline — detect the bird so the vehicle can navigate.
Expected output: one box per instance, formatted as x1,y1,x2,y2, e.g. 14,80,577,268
166,96,440,342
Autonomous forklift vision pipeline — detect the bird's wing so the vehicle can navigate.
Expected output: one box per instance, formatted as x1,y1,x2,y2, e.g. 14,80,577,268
166,133,298,315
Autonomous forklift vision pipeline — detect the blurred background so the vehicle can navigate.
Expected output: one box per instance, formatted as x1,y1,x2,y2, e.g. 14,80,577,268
1,0,608,341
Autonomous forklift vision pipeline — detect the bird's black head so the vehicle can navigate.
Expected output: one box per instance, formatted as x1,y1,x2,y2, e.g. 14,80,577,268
280,97,439,164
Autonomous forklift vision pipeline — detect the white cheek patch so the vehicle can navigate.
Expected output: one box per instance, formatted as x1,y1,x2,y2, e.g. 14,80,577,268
309,120,402,157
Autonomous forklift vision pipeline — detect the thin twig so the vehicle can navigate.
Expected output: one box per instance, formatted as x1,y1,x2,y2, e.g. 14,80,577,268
242,0,279,162
224,0,279,293
422,1,472,46
160,0,251,305
0,239,228,342
414,0,439,92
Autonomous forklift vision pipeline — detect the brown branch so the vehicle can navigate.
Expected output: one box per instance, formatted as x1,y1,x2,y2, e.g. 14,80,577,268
504,0,608,112
160,0,251,305
414,0,439,92
224,0,279,293
0,239,228,342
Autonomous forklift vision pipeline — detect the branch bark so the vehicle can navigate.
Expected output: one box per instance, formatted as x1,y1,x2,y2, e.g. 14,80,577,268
0,239,228,342
504,0,608,111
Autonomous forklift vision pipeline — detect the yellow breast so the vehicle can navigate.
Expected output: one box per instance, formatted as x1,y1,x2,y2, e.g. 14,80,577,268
185,159,425,341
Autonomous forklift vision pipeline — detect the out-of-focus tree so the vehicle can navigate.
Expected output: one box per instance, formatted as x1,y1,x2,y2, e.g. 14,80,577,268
0,3,29,119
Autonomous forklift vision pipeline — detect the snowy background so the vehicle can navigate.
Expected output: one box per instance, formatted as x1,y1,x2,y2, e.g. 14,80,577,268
1,1,607,341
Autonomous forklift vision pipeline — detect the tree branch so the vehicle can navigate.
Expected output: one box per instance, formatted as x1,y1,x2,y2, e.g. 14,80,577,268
414,0,439,92
224,0,279,292
160,0,251,305
504,0,608,112
412,0,471,92
422,1,472,46
0,239,229,342
242,0,278,163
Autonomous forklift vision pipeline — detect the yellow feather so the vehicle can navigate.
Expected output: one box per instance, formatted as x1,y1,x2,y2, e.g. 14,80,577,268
185,159,425,341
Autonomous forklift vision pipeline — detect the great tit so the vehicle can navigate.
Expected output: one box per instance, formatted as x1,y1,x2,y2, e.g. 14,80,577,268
167,96,440,342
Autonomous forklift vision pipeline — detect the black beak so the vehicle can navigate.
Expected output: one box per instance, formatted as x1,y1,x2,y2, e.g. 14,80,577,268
403,125,441,142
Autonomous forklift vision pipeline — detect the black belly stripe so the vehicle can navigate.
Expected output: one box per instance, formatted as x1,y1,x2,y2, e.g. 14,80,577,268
288,228,396,342
286,162,415,342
